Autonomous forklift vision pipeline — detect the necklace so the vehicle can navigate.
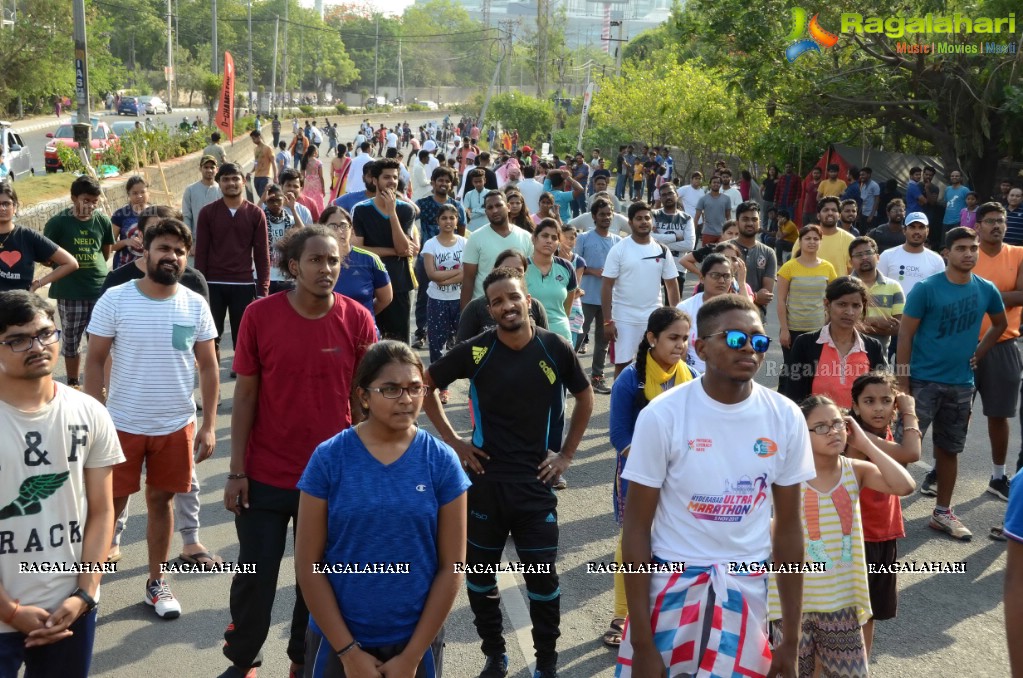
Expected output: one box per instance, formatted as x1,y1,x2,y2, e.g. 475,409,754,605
0,226,15,249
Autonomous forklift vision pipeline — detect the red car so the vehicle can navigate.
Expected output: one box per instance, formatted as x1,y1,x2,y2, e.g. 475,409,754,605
44,122,116,173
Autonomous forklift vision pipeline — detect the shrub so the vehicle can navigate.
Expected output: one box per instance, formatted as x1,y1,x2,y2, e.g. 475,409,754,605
334,102,349,115
298,104,315,116
406,103,429,112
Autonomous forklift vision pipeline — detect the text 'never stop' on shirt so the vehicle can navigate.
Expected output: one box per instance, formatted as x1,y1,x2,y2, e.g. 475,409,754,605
622,379,815,565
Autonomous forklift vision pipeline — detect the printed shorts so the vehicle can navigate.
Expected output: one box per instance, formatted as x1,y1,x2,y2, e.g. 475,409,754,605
56,299,97,357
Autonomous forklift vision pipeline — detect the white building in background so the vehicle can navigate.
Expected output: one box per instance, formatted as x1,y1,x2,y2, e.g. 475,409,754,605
414,0,672,50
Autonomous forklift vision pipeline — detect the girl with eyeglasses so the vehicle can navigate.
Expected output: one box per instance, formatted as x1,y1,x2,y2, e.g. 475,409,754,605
677,253,743,373
296,340,470,678
767,394,914,678
320,206,393,320
782,276,886,407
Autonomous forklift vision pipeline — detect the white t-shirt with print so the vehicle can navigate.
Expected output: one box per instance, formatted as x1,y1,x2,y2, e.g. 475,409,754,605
677,292,707,373
603,237,679,325
0,384,124,630
422,235,466,301
88,281,216,435
877,246,945,297
623,379,815,565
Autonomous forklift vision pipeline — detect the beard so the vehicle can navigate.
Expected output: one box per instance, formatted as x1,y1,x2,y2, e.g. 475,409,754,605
148,260,183,285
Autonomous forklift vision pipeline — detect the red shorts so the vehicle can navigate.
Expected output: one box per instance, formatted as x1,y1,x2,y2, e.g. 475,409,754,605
701,234,721,246
113,422,195,496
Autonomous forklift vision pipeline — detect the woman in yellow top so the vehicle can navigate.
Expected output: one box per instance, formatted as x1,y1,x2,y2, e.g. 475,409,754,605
776,208,800,263
768,395,914,678
776,224,837,395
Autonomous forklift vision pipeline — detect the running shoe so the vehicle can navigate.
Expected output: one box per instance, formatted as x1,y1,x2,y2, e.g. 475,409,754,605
145,579,182,619
413,335,427,350
554,475,568,490
987,475,1011,501
929,510,973,541
478,654,509,678
591,375,611,395
533,668,558,678
919,469,938,497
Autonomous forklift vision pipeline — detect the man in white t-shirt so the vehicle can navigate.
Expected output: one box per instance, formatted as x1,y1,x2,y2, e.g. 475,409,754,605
518,165,545,215
602,201,680,376
616,293,813,678
677,171,706,219
84,219,219,621
0,290,123,674
720,168,744,212
345,142,374,194
386,128,399,150
878,212,945,297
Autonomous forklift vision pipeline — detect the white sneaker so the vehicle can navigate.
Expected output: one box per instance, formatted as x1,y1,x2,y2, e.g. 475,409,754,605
929,510,973,541
145,579,182,619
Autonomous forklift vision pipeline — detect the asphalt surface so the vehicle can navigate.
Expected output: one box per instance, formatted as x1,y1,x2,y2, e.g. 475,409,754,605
21,112,1014,676
45,285,1010,678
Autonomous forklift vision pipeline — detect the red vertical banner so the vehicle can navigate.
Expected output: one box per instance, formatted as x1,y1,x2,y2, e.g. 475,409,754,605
215,52,235,140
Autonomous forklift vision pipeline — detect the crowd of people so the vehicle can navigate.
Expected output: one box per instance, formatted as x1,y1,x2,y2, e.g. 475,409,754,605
0,113,1020,678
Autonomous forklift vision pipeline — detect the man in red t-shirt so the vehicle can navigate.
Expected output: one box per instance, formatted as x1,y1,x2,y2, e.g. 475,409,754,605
217,225,376,678
801,166,823,227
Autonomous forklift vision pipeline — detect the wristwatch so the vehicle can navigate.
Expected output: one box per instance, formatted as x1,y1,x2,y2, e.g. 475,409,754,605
71,587,97,612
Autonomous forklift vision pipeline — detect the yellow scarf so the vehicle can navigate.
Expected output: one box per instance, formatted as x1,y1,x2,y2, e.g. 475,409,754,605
644,353,693,402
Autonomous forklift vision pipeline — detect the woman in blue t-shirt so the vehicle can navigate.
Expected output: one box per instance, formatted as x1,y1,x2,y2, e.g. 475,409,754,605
319,206,393,318
296,340,470,677
110,175,150,269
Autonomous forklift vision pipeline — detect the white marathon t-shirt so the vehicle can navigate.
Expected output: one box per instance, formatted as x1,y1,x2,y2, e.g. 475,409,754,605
622,379,815,565
0,384,124,631
88,281,217,435
422,235,466,301
602,237,679,325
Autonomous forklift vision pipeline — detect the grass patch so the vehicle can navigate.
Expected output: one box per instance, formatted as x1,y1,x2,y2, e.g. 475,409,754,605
12,173,75,209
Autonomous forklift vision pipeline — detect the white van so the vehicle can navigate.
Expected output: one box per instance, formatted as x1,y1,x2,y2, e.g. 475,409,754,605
0,122,33,180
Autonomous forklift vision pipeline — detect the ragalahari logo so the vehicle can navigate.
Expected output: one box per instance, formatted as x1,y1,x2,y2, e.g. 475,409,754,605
786,7,840,62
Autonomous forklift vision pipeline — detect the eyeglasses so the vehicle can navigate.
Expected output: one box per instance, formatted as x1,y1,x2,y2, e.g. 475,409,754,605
705,271,733,282
808,420,847,436
327,221,352,231
365,384,428,399
981,217,1007,225
850,250,876,259
0,201,15,209
0,329,62,353
701,330,771,353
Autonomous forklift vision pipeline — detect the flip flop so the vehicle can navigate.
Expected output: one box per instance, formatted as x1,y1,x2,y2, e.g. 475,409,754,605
990,525,1007,541
179,550,224,566
106,550,122,564
602,617,626,648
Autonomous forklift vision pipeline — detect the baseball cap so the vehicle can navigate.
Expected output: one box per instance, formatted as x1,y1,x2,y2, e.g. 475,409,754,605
521,145,533,154
905,211,929,226
200,154,218,167
215,162,243,180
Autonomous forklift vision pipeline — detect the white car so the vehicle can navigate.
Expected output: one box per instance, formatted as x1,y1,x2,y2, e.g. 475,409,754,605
140,96,169,114
418,100,439,111
0,122,33,180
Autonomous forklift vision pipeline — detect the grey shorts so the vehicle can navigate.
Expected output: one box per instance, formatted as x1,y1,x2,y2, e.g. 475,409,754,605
56,298,97,358
974,339,1023,418
911,379,974,455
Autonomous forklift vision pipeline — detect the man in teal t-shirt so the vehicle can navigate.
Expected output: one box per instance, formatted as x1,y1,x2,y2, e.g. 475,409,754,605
942,170,971,230
897,226,1006,542
42,175,115,387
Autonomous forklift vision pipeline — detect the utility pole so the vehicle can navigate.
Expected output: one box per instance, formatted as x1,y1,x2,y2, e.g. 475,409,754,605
372,14,379,99
71,0,91,152
282,0,290,106
535,0,549,96
397,39,403,103
271,16,279,113
498,20,514,93
248,0,254,112
166,0,174,109
211,0,218,74
610,16,626,77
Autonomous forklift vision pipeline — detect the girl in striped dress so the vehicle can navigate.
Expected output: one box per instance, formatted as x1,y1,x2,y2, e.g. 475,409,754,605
769,395,914,677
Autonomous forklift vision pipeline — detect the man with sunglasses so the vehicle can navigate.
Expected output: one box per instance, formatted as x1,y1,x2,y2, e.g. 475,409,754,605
0,290,123,676
617,294,814,677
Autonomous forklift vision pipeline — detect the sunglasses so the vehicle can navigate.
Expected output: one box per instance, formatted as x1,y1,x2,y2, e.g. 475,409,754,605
701,330,771,353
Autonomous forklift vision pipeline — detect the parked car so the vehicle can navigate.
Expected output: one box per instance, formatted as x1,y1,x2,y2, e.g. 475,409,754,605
0,121,33,180
110,120,147,138
140,95,169,114
118,96,144,116
44,121,116,173
418,100,440,111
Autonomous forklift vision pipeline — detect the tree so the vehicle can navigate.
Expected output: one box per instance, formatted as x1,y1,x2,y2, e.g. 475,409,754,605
486,91,555,147
200,73,222,125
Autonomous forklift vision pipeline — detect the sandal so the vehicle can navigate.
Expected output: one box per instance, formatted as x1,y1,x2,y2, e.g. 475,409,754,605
179,550,225,566
990,525,1007,541
602,617,626,648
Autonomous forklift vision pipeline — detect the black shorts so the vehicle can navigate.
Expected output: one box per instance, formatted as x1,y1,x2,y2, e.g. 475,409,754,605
865,539,898,620
974,339,1022,418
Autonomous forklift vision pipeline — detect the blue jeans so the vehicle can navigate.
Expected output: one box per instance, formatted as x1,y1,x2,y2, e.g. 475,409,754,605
615,173,627,200
0,609,96,678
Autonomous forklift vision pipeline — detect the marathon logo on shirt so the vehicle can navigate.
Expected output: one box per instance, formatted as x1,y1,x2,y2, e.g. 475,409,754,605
688,474,770,523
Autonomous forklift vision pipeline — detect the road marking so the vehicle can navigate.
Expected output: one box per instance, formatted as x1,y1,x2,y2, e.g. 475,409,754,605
501,544,537,675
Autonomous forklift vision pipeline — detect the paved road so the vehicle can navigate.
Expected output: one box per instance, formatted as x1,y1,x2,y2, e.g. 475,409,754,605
48,270,1010,678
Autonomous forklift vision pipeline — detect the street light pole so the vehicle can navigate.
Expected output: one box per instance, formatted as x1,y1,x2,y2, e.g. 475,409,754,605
211,0,218,74
248,0,254,112
167,0,174,109
71,0,91,153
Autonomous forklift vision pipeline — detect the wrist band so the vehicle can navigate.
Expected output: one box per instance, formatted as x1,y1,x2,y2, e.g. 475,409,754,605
336,640,360,658
902,426,922,438
4,600,19,624
227,473,247,480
